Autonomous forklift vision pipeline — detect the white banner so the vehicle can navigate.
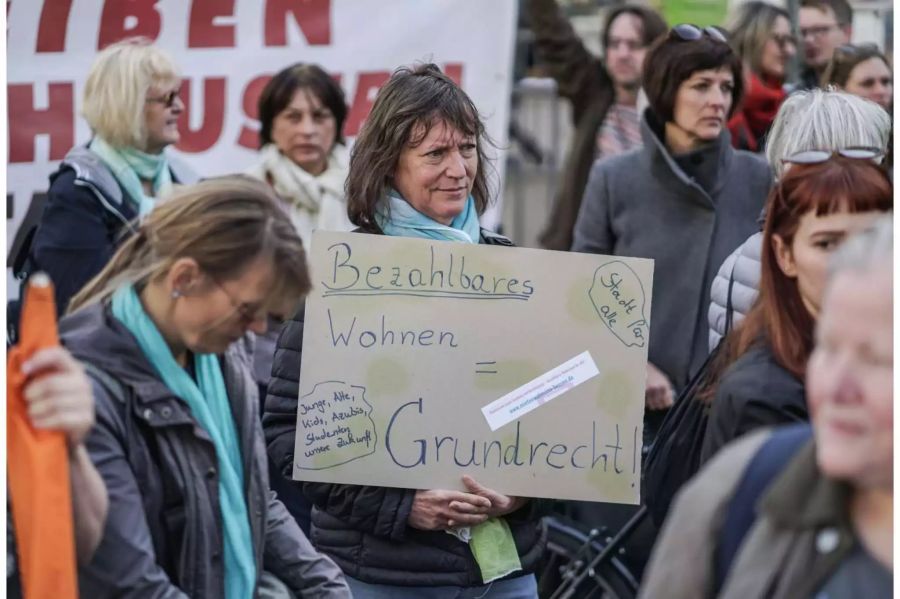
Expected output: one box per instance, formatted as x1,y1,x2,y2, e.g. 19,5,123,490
6,0,518,294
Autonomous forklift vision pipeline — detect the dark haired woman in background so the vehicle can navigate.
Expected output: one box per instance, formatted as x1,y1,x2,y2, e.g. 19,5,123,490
572,25,771,415
822,43,892,111
248,62,353,248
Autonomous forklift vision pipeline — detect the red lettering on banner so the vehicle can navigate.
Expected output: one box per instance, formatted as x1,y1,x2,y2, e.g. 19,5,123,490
98,0,161,49
36,0,74,52
344,71,390,137
238,75,273,149
8,82,74,163
264,0,330,46
444,63,463,86
175,78,226,153
188,0,236,48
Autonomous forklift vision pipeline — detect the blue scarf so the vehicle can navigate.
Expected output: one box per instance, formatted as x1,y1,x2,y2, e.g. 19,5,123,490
90,137,173,216
111,285,256,599
374,190,481,243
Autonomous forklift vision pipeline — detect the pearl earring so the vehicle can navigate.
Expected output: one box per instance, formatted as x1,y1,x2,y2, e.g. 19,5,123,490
171,289,181,299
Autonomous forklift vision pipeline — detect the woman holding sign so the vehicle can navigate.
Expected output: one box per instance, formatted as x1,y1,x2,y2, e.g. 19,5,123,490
572,26,772,410
59,177,350,598
264,64,545,598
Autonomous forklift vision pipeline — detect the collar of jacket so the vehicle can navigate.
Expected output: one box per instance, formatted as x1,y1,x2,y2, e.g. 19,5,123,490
761,439,854,531
639,109,735,200
62,145,127,207
60,301,255,413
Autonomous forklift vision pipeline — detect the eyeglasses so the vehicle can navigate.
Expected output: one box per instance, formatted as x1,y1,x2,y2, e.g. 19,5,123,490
799,24,840,39
771,33,799,50
209,276,266,324
670,23,728,44
146,87,182,108
782,147,885,165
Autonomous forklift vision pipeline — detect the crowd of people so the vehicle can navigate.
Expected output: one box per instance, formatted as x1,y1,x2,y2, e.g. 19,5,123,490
7,0,893,597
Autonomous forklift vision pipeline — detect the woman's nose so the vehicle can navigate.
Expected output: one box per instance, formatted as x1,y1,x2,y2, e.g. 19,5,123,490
444,152,467,178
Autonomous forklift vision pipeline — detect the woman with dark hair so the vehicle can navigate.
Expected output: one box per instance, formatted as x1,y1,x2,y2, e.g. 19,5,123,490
264,64,545,598
822,43,892,111
726,1,797,151
700,153,892,461
247,62,353,248
572,26,772,413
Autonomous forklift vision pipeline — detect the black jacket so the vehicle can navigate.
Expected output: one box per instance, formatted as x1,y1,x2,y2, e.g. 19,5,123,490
263,230,548,587
701,342,806,463
29,146,191,316
60,302,350,598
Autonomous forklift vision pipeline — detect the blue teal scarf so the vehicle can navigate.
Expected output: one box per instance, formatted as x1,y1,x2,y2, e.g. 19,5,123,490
374,190,481,244
90,137,173,216
111,285,255,599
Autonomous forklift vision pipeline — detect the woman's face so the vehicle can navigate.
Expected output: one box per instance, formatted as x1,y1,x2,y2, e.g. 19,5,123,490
270,87,337,176
393,120,478,225
760,16,797,80
143,81,184,154
807,265,893,490
670,67,734,145
773,209,884,318
171,255,277,355
844,57,893,111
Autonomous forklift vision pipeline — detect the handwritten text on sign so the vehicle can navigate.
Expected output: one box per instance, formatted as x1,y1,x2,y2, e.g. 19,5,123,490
293,232,654,503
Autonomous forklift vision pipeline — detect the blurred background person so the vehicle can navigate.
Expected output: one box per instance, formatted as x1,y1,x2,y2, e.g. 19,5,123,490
247,62,354,535
640,216,893,599
247,62,353,250
25,38,191,319
726,2,797,152
572,25,771,413
62,177,349,598
265,64,546,599
708,89,892,351
701,153,892,462
798,0,853,89
821,43,893,111
528,0,667,251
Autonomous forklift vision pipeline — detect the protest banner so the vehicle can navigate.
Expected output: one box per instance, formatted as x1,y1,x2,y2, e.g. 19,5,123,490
293,231,653,504
6,0,517,292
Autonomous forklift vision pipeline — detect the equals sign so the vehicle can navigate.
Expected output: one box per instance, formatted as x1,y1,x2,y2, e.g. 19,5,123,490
476,361,497,374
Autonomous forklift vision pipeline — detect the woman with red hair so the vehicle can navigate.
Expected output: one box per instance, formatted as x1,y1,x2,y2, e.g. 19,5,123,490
700,151,892,461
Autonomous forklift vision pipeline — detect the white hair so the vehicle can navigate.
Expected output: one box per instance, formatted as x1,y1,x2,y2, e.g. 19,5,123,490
764,88,892,179
81,37,180,149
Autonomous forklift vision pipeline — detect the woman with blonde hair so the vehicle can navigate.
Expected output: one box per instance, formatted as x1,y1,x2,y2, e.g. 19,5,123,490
61,176,350,598
25,37,193,318
726,1,797,151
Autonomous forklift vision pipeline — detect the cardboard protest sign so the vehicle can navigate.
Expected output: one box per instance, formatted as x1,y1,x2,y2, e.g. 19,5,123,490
293,231,653,503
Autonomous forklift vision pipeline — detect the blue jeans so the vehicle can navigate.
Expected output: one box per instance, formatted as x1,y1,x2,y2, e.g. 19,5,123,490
345,574,538,599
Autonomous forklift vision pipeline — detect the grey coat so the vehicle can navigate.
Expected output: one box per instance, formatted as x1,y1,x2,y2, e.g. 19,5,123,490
60,303,350,599
572,112,771,390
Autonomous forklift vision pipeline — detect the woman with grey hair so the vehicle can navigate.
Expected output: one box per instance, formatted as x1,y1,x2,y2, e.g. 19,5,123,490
708,88,892,350
264,64,545,598
726,1,797,152
640,216,893,598
25,37,193,317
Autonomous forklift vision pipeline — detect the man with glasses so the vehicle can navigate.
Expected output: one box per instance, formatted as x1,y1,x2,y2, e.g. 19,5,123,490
799,0,853,89
528,0,667,251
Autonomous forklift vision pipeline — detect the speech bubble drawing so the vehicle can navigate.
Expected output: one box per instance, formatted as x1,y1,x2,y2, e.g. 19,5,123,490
295,381,377,471
588,261,650,348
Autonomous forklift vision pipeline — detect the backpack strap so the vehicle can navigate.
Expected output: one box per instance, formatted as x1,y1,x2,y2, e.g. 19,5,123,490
724,255,738,335
714,424,813,594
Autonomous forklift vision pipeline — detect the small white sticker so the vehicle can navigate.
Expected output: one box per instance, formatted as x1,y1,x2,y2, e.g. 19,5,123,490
481,351,600,431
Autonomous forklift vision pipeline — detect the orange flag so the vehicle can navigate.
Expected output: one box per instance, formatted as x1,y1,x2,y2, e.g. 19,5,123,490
7,274,79,598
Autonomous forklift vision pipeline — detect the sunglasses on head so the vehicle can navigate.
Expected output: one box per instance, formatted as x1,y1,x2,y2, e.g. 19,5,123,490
833,43,881,60
782,147,884,165
670,23,728,44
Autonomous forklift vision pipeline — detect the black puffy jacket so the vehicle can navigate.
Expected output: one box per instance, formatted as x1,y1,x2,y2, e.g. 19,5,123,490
262,229,548,587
